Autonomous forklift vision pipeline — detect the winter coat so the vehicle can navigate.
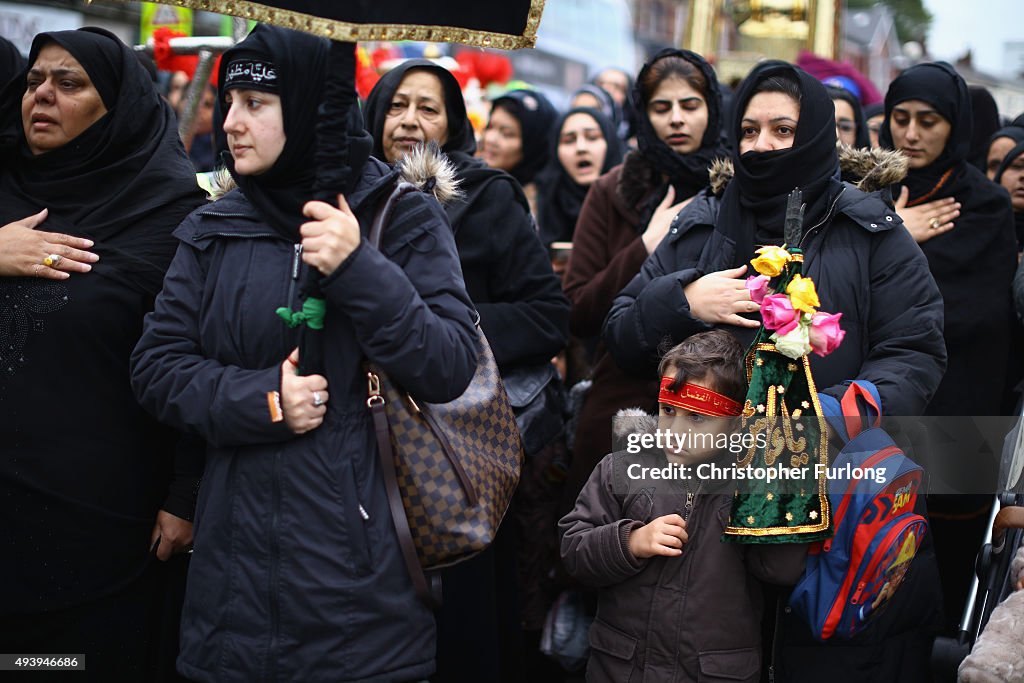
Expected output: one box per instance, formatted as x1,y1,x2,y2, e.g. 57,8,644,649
604,147,947,416
130,153,478,683
560,416,807,683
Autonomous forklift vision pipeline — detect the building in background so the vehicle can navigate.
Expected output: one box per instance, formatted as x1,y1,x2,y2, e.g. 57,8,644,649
840,5,903,98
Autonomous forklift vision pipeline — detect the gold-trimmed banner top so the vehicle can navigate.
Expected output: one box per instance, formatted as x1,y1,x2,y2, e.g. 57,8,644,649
117,0,545,50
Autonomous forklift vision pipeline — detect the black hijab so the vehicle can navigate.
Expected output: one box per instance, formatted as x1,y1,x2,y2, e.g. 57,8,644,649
0,27,205,296
216,25,371,242
362,59,527,229
632,48,724,202
986,125,1024,175
716,61,840,270
0,35,25,88
994,139,1024,250
880,61,972,202
827,84,869,149
488,88,558,186
536,107,624,246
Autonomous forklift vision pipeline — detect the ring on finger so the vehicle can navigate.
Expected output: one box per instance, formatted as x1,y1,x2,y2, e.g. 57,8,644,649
43,253,62,267
929,218,941,230
312,390,324,407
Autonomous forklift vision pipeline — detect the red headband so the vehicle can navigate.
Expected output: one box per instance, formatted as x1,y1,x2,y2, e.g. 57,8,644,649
659,377,743,417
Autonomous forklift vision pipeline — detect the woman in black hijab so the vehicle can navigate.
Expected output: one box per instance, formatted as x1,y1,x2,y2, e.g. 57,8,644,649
882,60,1018,645
482,87,558,214
560,47,726,538
827,84,868,148
132,27,478,682
605,60,947,683
994,139,1024,251
0,27,206,679
984,124,1024,179
968,85,1002,172
570,83,626,143
363,59,569,683
537,106,625,248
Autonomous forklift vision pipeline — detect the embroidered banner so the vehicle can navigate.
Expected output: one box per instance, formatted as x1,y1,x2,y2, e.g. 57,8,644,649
123,0,544,50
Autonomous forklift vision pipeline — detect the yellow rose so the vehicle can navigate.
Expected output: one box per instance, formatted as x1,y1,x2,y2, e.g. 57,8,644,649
786,274,821,314
750,246,791,277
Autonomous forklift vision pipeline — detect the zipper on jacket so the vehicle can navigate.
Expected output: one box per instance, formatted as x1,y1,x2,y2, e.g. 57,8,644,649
191,230,278,242
286,244,303,306
798,187,845,250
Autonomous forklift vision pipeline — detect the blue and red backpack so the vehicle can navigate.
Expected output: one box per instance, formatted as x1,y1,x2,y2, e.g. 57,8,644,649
788,381,928,641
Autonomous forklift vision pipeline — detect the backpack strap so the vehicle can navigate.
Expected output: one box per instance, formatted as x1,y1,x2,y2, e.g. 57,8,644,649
819,381,883,444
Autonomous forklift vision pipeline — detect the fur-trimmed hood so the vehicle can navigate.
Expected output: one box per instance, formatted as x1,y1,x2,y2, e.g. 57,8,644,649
613,407,658,439
206,143,462,206
707,146,909,196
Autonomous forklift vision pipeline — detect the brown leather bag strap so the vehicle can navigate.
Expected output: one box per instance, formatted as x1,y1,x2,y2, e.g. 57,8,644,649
370,399,439,608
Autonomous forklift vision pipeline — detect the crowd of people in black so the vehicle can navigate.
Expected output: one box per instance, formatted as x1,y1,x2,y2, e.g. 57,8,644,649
1,21,1023,683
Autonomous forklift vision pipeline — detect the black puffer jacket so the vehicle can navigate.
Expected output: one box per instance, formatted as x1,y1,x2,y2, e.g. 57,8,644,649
604,147,947,416
131,155,478,682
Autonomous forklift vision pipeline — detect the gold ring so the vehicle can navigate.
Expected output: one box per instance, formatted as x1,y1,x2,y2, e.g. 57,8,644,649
43,253,62,267
929,218,941,230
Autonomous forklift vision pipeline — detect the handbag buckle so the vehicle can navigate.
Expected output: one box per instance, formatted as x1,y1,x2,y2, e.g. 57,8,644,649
367,372,385,408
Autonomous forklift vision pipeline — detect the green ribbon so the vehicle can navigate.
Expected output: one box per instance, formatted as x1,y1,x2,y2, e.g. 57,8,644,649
275,297,326,330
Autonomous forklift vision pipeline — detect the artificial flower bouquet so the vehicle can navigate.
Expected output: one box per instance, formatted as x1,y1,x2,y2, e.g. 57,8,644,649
746,246,845,360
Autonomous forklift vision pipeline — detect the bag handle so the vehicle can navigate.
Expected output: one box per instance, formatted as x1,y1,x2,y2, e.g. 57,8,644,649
365,180,443,608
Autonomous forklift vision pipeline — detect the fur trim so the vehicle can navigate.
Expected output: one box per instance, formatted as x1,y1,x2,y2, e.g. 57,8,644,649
616,150,661,210
705,145,908,196
398,142,462,206
207,168,236,200
613,408,658,439
958,588,1024,682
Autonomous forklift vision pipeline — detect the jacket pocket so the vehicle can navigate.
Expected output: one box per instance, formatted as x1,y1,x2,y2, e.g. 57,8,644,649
341,457,374,576
697,647,760,682
587,618,638,682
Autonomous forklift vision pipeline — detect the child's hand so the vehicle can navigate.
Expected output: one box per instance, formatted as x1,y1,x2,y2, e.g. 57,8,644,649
628,514,688,559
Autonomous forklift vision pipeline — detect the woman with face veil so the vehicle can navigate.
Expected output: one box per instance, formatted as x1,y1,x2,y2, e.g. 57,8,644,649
131,27,478,682
364,58,570,683
605,61,947,682
0,27,206,679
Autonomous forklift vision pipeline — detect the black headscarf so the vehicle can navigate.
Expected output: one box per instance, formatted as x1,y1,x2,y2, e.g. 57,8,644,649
0,27,205,296
536,107,625,246
826,84,868,149
986,125,1024,175
488,88,558,186
715,61,840,271
0,35,25,88
216,25,372,242
880,62,972,202
863,102,885,121
994,139,1024,251
594,66,637,140
968,86,1001,172
363,59,527,229
881,62,1017,415
632,48,724,202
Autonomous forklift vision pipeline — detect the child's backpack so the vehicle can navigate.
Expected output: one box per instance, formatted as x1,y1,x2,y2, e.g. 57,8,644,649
788,381,928,640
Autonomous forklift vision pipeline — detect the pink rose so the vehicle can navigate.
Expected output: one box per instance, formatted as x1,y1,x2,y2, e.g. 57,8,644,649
809,312,845,357
745,274,771,304
761,294,799,334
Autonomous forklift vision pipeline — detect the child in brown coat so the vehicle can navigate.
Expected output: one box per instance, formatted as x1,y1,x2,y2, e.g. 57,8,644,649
559,330,807,682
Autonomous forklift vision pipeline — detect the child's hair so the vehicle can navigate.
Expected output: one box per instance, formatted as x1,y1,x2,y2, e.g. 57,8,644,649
658,330,746,403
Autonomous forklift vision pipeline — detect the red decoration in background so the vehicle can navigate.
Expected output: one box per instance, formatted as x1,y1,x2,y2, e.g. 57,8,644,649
455,51,513,88
152,27,221,85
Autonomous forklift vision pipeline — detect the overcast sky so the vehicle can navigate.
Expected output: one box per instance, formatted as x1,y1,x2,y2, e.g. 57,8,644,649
921,0,1019,78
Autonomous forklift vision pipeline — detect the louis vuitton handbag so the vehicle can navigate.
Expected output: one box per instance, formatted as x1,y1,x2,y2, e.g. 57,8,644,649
365,181,524,606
